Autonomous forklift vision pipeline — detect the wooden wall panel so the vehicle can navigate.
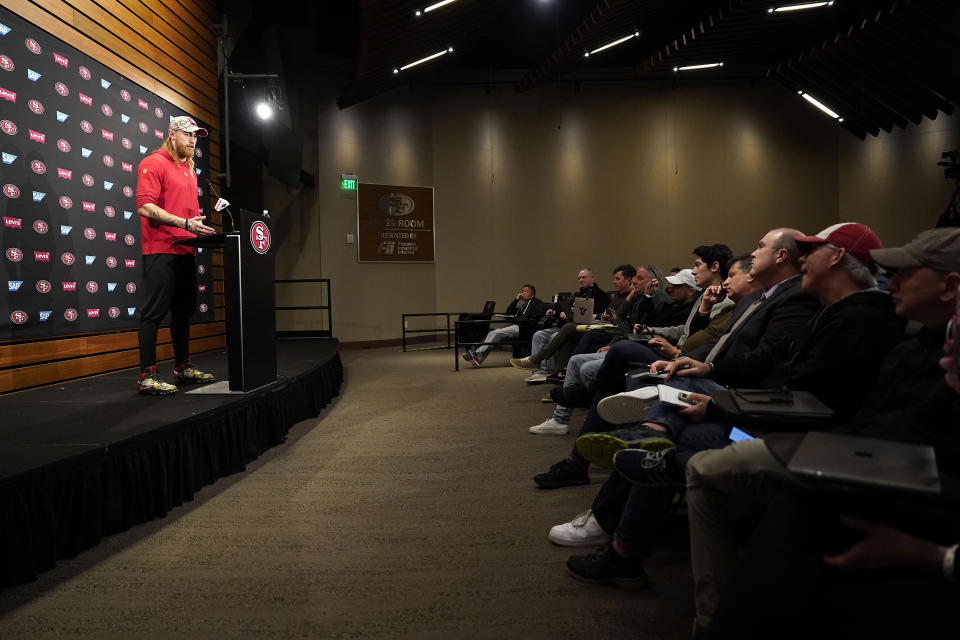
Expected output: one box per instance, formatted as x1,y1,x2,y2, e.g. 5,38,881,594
3,0,225,395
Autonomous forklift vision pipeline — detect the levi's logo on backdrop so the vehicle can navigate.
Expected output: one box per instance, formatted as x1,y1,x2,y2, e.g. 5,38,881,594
62,281,77,291
53,52,68,67
0,86,15,102
101,129,113,141
28,129,44,142
78,92,92,105
4,216,22,228
34,251,50,262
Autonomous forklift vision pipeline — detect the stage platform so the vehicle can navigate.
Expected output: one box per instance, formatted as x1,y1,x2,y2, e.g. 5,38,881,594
0,338,343,588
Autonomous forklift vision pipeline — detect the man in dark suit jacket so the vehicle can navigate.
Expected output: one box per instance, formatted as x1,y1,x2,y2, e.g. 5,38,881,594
464,284,547,367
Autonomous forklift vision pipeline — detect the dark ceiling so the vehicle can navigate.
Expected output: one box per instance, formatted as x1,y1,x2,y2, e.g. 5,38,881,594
229,0,959,140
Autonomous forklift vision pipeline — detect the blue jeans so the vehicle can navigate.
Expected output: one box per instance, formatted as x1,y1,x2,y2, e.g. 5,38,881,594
551,352,605,424
531,327,559,374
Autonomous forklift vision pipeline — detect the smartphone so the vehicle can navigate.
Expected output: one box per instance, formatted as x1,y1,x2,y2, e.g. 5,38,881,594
729,427,755,442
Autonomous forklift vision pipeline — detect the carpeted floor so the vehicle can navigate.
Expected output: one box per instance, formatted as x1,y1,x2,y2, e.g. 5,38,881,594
0,347,694,639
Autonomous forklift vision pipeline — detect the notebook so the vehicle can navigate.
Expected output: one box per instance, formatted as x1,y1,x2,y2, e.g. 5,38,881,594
787,431,941,495
571,297,594,324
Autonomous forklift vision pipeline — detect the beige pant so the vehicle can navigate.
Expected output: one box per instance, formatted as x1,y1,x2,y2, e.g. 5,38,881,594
685,439,804,631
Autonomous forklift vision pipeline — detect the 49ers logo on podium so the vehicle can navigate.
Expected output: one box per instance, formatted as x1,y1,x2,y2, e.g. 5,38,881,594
250,221,271,255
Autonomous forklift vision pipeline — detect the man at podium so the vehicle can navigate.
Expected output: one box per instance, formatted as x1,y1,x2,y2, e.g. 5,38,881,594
134,116,217,395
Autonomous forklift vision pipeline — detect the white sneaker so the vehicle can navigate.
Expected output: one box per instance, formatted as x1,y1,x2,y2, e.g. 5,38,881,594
597,386,660,424
524,372,549,383
548,510,608,547
529,417,569,435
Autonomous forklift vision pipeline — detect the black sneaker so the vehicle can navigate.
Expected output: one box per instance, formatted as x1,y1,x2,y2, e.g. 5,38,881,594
549,383,592,408
566,544,651,588
613,448,683,486
533,458,590,489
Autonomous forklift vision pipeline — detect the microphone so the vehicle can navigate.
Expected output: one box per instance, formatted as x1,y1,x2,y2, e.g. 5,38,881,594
205,178,237,232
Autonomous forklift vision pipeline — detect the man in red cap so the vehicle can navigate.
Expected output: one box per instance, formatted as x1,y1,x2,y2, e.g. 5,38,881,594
135,115,216,395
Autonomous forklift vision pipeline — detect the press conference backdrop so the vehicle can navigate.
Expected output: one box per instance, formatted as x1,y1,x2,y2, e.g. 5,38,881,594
0,8,214,341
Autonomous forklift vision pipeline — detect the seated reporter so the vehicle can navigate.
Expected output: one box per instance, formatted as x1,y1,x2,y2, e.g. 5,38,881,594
463,284,546,367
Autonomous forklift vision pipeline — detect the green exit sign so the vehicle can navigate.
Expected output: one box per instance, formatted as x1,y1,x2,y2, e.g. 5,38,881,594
340,173,358,191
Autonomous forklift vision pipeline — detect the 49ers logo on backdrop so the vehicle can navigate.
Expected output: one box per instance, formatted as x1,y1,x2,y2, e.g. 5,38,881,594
154,107,163,118
1,120,16,135
10,311,28,325
64,308,78,322
86,281,98,293
82,174,94,187
61,252,75,265
83,227,96,240
3,184,19,198
25,39,42,55
79,66,91,80
138,121,148,133
59,196,73,209
6,248,23,262
57,139,70,152
31,159,46,174
120,89,131,102
106,256,118,268
101,104,112,117
124,234,135,246
102,154,113,167
55,81,69,96
33,220,48,234
28,99,43,114
35,280,51,293
80,119,92,133
108,307,120,319
104,206,115,218
0,55,14,72
126,282,136,293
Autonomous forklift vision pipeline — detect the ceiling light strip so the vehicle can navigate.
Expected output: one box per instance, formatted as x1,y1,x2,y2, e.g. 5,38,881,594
416,0,458,16
585,31,639,57
800,91,841,119
394,48,453,74
673,62,724,71
768,2,834,14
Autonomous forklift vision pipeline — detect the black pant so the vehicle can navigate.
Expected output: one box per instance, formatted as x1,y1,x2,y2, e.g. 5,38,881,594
139,253,197,370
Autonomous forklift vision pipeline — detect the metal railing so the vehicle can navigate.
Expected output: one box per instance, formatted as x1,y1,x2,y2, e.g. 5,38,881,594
401,312,458,352
275,278,332,337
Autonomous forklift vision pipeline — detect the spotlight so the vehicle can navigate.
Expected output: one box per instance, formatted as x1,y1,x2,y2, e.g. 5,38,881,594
255,102,273,120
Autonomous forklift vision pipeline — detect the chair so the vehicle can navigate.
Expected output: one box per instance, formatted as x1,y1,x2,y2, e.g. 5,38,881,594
457,300,496,345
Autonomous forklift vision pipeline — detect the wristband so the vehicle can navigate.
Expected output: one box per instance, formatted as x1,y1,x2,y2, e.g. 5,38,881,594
184,218,190,231
943,544,958,581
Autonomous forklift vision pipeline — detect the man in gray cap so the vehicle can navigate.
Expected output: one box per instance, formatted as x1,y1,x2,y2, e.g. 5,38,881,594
135,116,217,395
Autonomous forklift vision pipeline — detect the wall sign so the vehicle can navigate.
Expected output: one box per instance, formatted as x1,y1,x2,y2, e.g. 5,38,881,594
356,183,434,263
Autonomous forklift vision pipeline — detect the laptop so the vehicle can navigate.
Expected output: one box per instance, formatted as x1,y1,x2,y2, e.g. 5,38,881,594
571,297,594,324
787,431,941,495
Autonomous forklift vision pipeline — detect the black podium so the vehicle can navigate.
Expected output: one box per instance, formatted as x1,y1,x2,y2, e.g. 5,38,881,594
175,209,277,391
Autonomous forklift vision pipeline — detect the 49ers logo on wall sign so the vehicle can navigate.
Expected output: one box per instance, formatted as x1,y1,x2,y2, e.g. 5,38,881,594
64,308,78,322
6,248,23,262
25,39,42,54
3,184,19,198
0,55,14,71
28,99,43,114
55,82,69,96
250,221,272,255
31,160,46,174
1,120,16,135
11,311,28,325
